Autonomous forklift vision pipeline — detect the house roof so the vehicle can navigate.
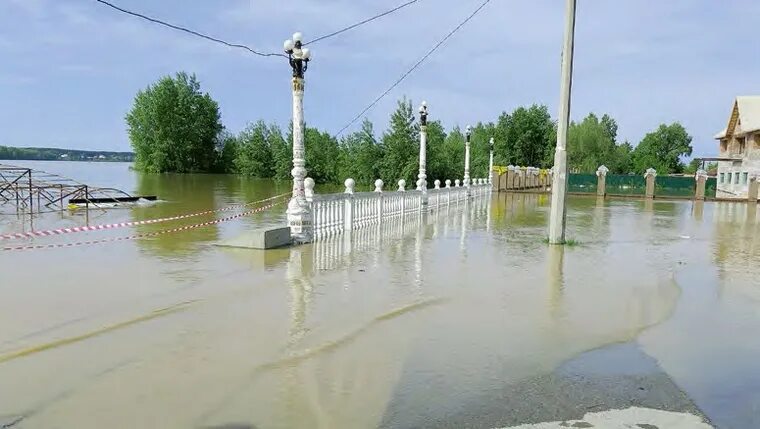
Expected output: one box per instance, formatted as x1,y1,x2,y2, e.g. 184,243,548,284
716,96,760,139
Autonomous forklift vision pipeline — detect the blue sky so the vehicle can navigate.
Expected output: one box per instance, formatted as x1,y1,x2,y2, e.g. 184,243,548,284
1,0,758,157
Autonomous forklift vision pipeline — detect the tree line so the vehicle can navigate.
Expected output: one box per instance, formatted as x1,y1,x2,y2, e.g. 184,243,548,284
0,146,134,162
127,72,695,185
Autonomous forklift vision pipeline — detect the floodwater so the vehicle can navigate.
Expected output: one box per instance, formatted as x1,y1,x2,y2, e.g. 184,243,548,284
1,161,759,428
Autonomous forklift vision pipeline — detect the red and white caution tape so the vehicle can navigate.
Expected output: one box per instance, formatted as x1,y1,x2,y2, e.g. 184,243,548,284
2,200,285,252
0,193,289,241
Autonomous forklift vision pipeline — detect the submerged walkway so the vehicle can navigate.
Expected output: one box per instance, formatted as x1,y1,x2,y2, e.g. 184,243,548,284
2,194,759,428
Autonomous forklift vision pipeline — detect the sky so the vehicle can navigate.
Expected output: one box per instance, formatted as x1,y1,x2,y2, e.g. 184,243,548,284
1,0,758,157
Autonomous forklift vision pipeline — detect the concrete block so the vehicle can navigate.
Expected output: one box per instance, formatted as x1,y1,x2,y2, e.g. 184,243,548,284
216,226,292,250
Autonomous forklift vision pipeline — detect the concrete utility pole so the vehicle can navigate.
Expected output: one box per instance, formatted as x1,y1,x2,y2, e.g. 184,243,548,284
548,0,576,244
283,32,313,243
417,101,428,198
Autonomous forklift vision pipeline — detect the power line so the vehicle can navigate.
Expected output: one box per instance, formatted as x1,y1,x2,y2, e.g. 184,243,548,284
305,0,421,45
92,0,285,58
335,0,492,136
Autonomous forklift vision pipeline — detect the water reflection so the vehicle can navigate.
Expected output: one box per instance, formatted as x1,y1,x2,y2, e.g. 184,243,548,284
546,245,564,319
692,200,704,221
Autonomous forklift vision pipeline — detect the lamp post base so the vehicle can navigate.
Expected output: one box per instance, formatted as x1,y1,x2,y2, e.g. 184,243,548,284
287,196,312,243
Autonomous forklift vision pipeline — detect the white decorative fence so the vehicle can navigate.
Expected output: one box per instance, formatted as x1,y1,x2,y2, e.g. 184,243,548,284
306,177,491,239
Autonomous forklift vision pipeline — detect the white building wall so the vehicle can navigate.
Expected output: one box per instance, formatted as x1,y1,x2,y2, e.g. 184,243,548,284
716,132,760,199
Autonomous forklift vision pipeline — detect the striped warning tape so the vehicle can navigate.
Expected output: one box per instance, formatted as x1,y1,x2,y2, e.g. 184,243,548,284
0,192,289,241
1,199,285,252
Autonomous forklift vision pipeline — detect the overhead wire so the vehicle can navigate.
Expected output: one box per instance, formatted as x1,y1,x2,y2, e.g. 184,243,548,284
92,0,285,58
305,0,421,45
335,0,493,136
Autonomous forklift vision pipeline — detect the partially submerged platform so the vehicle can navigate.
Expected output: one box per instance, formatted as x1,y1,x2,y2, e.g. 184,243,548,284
0,163,155,214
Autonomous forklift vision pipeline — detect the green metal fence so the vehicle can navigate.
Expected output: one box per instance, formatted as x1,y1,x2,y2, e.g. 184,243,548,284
566,173,711,198
655,176,695,198
605,174,646,196
705,177,717,199
567,173,597,193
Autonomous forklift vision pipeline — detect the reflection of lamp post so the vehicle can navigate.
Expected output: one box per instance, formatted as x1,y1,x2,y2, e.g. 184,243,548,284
464,125,472,192
488,137,495,185
284,32,313,243
417,101,428,195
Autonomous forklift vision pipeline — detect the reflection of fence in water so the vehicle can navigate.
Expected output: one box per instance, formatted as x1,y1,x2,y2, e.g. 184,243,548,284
312,214,422,272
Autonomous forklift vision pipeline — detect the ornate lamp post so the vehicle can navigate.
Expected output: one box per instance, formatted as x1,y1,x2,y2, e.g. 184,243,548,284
488,137,495,185
464,125,472,193
417,101,428,196
283,32,313,243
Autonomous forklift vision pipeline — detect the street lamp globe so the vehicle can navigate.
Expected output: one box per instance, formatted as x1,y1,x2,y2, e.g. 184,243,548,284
465,125,472,137
301,48,311,60
283,39,294,52
292,32,303,43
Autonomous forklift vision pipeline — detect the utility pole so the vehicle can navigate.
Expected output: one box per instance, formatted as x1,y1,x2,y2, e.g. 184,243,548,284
548,0,576,244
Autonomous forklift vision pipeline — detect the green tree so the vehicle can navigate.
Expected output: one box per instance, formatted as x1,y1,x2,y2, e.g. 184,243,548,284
442,127,465,182
504,105,555,168
684,158,703,175
424,120,449,184
235,121,278,177
380,98,419,184
632,123,693,174
470,122,496,179
126,72,222,173
613,141,634,174
601,114,618,143
270,125,292,180
305,127,340,184
567,113,618,173
338,119,383,186
215,131,239,173
493,112,512,166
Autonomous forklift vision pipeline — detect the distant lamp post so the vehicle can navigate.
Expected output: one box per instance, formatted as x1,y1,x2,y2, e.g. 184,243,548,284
488,137,495,185
464,125,472,192
284,32,313,243
417,101,428,196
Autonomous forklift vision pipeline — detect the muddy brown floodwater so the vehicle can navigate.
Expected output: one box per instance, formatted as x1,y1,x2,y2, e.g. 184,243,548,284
0,162,759,428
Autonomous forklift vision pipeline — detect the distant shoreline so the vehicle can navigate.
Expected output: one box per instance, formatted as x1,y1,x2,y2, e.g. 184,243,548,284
0,159,133,163
0,145,134,163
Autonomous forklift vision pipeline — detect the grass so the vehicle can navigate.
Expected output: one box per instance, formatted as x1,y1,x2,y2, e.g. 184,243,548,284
542,237,581,246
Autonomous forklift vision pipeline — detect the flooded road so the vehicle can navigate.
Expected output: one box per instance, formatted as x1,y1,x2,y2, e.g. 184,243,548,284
1,162,759,428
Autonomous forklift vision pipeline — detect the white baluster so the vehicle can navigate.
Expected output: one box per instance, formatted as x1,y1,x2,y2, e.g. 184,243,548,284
375,179,384,224
344,178,354,232
305,177,315,203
